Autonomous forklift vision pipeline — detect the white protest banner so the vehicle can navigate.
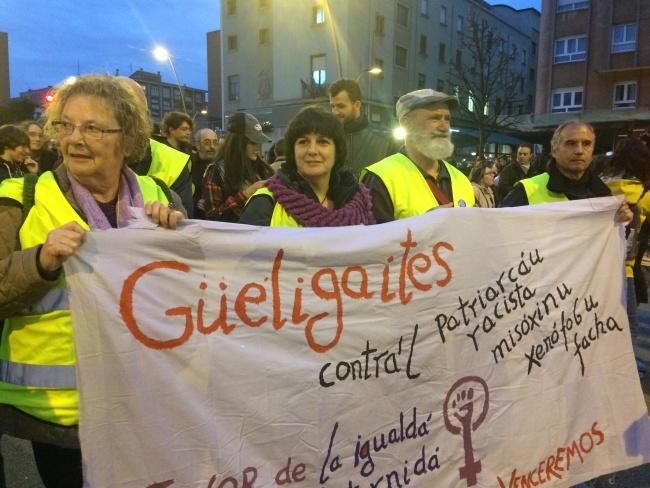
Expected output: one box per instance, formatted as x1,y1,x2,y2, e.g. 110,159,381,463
65,197,649,488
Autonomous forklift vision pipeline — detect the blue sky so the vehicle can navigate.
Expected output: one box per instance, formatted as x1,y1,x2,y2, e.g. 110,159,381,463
2,0,540,98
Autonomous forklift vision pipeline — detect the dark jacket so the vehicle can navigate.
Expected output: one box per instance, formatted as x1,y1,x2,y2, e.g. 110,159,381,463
239,166,359,226
0,158,25,183
343,115,393,177
495,161,531,203
499,160,611,207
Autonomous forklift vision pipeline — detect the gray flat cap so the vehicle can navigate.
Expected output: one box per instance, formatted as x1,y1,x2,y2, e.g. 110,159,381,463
396,89,459,120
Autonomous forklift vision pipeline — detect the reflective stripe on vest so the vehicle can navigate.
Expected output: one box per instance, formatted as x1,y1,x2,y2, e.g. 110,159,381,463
519,173,568,205
0,359,76,388
148,138,190,187
250,187,301,227
0,170,168,425
362,153,475,220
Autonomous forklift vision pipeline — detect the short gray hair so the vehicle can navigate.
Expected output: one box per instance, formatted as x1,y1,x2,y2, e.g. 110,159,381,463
550,119,594,152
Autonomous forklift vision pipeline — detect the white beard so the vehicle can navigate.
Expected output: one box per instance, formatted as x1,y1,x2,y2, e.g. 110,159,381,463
411,134,454,161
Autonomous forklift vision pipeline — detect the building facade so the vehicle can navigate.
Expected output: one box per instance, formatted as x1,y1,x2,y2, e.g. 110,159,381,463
129,69,207,123
0,32,9,104
214,0,539,147
530,0,650,149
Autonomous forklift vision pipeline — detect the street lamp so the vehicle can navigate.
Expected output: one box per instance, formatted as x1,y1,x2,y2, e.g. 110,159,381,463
152,45,187,114
192,109,208,121
355,66,383,82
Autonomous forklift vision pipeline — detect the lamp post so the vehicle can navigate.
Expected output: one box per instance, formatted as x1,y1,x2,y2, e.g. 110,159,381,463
355,66,383,122
192,109,208,121
152,45,187,114
354,66,383,82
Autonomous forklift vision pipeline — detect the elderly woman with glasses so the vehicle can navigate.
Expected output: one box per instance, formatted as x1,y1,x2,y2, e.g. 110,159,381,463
469,159,498,208
0,74,186,488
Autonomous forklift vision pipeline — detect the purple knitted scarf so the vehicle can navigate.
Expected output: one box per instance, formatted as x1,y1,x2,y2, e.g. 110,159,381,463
67,167,144,230
265,175,375,227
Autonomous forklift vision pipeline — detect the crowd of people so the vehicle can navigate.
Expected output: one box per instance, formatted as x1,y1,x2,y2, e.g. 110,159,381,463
0,74,647,488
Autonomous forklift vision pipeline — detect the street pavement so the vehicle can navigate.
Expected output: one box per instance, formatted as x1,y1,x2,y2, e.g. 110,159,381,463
2,307,650,488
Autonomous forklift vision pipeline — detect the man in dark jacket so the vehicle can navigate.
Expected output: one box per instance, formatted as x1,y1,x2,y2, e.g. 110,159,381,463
495,144,533,203
329,79,392,177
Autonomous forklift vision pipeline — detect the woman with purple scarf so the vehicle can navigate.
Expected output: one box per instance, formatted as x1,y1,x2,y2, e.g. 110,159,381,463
0,75,185,488
240,106,374,227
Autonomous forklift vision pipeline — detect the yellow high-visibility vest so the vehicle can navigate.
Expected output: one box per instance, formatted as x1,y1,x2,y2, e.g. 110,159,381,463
0,171,168,425
361,153,475,220
519,173,568,205
248,187,301,227
148,138,189,188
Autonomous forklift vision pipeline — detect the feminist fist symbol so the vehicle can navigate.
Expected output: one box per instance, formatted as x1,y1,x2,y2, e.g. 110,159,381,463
443,376,489,487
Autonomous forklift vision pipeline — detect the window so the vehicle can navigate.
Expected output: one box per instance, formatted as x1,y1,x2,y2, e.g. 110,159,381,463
375,14,385,36
311,54,326,86
419,34,428,56
259,28,270,45
313,6,325,25
529,68,535,82
554,36,587,63
612,24,636,53
456,15,464,33
150,85,160,96
227,75,240,101
227,0,236,15
531,41,537,56
522,48,527,66
613,81,637,109
420,0,429,17
551,87,583,112
438,42,446,63
440,6,447,26
418,73,426,89
395,45,407,68
397,4,408,27
556,0,589,12
455,49,462,66
437,79,445,92
227,35,238,51
467,95,475,113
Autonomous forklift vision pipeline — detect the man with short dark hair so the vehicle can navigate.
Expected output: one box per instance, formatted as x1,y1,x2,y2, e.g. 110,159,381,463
161,111,193,154
495,144,533,202
329,79,392,176
361,89,474,223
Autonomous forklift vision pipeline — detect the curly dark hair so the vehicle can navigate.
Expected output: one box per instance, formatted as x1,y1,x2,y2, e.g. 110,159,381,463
284,105,347,172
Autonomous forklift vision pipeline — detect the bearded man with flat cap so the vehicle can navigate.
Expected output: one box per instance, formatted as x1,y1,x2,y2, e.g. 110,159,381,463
361,89,474,223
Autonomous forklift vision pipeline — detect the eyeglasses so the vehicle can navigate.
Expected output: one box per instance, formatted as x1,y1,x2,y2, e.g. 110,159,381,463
200,139,220,146
51,120,122,139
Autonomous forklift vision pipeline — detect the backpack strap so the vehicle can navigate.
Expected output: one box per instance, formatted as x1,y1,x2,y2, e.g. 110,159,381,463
149,175,174,204
21,173,39,225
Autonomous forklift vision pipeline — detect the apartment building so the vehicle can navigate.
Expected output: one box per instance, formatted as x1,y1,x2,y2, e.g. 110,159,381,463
531,0,650,147
212,0,539,144
129,69,207,123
